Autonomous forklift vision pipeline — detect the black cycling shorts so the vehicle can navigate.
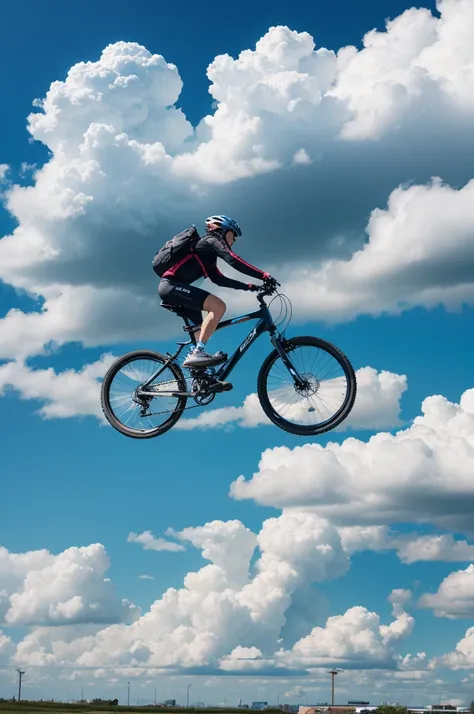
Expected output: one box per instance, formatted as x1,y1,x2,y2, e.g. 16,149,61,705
158,278,210,326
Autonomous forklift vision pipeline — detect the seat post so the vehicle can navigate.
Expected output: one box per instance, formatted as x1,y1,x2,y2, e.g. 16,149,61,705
160,301,198,345
183,316,198,345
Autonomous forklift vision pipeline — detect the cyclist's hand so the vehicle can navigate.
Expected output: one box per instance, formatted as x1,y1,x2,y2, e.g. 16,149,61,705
263,275,280,293
247,283,259,292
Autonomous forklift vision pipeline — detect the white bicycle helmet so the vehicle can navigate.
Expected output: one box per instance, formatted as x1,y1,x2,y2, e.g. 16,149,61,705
205,215,242,237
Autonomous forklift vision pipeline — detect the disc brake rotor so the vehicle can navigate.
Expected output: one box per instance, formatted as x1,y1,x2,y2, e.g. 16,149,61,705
295,373,320,397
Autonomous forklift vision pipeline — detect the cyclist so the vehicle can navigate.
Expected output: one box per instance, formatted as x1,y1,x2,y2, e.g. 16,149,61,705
158,215,277,368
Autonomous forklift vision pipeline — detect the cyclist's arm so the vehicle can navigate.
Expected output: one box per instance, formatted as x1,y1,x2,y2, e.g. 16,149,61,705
208,236,268,281
207,264,252,290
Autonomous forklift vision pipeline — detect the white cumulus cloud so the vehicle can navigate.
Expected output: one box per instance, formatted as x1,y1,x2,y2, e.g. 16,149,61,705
396,534,474,564
280,589,413,669
339,528,474,564
230,386,474,532
418,564,474,618
282,177,474,324
339,526,392,555
1,0,474,360
438,627,474,669
0,544,139,627
0,355,115,419
10,514,349,672
0,630,13,663
127,530,185,553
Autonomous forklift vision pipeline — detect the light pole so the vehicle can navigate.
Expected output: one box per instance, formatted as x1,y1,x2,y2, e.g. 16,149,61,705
17,669,25,702
327,669,342,706
187,684,193,708
127,681,130,707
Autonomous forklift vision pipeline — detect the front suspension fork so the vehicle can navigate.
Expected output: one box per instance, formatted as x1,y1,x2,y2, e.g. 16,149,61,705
272,336,306,389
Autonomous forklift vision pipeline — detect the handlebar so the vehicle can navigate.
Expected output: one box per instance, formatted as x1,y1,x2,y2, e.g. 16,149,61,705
257,278,281,298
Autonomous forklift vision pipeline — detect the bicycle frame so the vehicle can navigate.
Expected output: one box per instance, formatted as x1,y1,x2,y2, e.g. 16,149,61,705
139,294,306,397
213,302,272,381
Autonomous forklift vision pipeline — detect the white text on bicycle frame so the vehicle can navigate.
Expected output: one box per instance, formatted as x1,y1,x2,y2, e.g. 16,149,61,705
240,328,257,353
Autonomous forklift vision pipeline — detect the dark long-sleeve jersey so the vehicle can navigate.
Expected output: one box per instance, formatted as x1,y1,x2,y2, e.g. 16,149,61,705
162,233,267,290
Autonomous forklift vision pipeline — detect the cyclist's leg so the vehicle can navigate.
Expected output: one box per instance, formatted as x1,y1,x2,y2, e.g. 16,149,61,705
158,279,227,367
199,294,226,344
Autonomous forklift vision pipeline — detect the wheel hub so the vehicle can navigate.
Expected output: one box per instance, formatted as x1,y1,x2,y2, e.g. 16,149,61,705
295,373,320,397
132,387,152,412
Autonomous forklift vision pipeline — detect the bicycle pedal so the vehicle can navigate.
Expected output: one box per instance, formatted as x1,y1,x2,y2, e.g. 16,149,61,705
207,381,233,394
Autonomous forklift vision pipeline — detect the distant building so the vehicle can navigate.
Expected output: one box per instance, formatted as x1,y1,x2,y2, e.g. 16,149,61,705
298,704,358,714
252,703,268,710
348,703,370,707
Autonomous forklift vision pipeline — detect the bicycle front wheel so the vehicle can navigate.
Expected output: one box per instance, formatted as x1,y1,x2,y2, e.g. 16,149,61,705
101,350,188,439
257,336,357,436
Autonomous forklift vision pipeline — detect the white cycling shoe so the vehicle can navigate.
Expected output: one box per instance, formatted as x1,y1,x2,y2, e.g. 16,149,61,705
183,348,227,369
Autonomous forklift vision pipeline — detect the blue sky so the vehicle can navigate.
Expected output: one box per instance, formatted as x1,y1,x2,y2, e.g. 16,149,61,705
2,0,474,707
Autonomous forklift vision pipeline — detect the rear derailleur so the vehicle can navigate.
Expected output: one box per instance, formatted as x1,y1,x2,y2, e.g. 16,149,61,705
131,388,153,417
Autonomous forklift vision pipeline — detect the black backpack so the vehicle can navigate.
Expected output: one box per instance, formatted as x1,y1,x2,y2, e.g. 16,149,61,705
152,225,201,277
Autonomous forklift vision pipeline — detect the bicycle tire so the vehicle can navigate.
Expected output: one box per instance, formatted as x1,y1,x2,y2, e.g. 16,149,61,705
101,349,188,439
257,335,357,436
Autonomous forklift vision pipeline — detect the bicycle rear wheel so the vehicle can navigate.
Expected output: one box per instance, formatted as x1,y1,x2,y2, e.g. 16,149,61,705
101,350,188,439
257,336,357,436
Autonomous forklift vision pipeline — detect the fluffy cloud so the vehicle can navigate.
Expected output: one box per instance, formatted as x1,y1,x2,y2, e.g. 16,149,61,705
418,565,474,618
438,627,474,669
1,0,474,359
0,521,431,684
338,526,392,555
127,530,185,553
339,527,474,564
230,386,474,532
169,520,258,585
0,286,169,361
0,544,138,627
0,630,13,663
380,590,414,643
396,534,474,564
0,164,9,181
178,367,407,432
10,515,350,671
0,355,115,419
280,589,413,669
282,177,474,324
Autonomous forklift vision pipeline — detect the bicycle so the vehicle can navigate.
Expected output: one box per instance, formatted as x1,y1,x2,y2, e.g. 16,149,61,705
100,283,357,439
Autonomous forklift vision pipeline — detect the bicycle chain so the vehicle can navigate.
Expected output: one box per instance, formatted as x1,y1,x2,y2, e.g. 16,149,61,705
141,375,214,418
145,400,206,418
